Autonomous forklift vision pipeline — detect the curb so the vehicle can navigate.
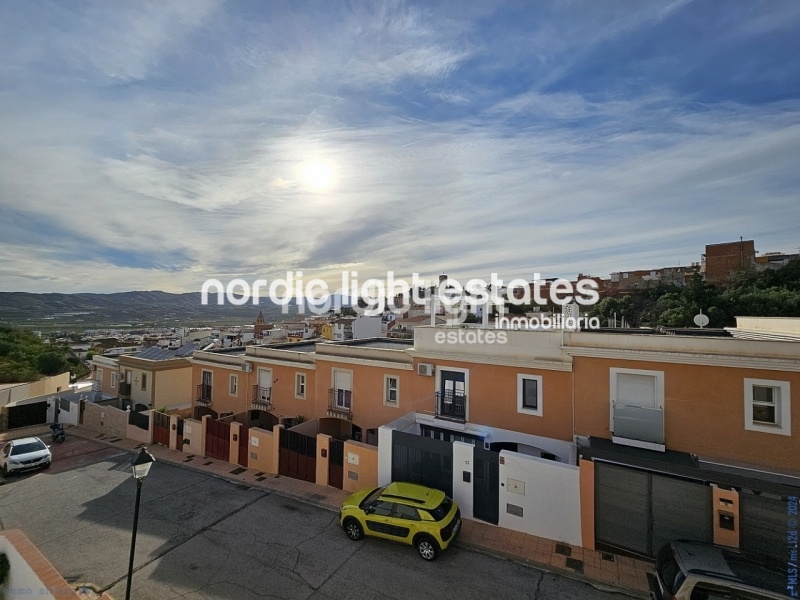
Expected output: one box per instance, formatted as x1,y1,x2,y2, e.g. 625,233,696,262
67,428,343,515
455,540,649,599
68,428,646,598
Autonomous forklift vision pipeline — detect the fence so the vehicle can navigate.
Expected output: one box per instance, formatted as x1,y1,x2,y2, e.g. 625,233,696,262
81,401,128,439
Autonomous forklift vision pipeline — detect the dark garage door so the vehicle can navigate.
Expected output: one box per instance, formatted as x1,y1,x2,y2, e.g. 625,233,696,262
740,491,788,562
595,463,712,557
7,401,48,429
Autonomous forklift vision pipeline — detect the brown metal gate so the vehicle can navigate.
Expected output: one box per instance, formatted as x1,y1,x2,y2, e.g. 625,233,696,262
279,428,316,483
153,411,170,446
206,419,231,461
238,425,249,467
176,418,184,450
328,438,344,489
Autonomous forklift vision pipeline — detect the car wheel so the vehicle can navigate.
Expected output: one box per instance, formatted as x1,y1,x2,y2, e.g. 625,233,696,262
416,535,439,561
343,518,364,541
42,462,51,470
1,465,7,477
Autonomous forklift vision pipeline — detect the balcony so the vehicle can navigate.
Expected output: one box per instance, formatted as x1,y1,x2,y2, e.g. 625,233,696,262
328,388,352,420
251,385,273,411
435,391,466,423
612,404,664,447
195,384,212,407
118,381,131,398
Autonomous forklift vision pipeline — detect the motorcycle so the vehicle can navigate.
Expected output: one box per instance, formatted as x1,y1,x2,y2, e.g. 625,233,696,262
50,423,65,444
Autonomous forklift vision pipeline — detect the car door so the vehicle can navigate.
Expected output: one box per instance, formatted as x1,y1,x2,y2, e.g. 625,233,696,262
389,503,421,542
363,500,396,540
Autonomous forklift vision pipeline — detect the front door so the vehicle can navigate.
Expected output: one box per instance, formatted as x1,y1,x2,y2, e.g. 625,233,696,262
363,501,403,540
439,370,466,420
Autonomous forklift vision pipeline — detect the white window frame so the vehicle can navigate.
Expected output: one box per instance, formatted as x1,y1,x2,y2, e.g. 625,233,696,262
517,374,543,416
609,368,665,450
332,368,353,410
295,372,306,399
111,372,118,388
744,378,791,436
384,375,399,407
95,368,103,385
229,374,238,397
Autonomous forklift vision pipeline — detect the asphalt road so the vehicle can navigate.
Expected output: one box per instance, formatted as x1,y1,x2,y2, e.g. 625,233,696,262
0,437,626,600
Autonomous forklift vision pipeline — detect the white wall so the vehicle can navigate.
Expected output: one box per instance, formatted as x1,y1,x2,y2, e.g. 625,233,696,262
352,316,383,339
452,442,474,519
0,535,57,599
378,426,394,485
498,450,582,546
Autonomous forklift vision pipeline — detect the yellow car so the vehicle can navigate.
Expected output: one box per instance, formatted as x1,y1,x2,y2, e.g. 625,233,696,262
339,482,461,561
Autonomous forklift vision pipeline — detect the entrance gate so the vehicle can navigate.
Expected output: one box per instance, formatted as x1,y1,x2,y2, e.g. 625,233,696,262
473,446,499,524
328,438,344,489
205,419,231,461
278,428,316,483
153,411,170,446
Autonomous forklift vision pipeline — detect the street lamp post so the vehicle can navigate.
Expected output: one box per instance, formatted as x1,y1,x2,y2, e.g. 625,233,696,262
125,448,155,600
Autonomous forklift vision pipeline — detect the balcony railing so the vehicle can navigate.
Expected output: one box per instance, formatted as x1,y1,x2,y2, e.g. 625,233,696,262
195,384,212,406
251,385,273,411
612,404,664,445
328,388,352,420
435,391,467,422
118,381,132,398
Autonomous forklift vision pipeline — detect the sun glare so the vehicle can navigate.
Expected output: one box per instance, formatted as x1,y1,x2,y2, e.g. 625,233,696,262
301,160,334,191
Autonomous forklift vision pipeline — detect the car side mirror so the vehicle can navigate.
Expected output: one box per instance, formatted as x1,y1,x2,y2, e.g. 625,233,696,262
365,506,375,514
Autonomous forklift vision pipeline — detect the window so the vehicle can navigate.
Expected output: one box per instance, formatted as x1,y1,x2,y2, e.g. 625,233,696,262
368,501,394,517
517,374,543,416
229,374,238,396
393,504,421,521
332,369,352,410
384,375,399,406
295,373,306,399
141,373,147,391
744,378,791,436
609,368,665,448
95,368,103,384
111,372,118,388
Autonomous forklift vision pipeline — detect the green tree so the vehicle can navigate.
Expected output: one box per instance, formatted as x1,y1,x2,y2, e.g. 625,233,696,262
37,351,69,376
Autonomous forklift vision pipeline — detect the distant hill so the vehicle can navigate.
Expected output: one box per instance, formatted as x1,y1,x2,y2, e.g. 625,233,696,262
0,291,292,330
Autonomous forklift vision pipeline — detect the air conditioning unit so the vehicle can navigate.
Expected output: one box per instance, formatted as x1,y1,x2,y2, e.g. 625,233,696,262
242,362,253,373
417,363,435,377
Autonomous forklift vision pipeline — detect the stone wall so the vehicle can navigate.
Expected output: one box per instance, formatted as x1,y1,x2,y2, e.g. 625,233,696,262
81,401,127,439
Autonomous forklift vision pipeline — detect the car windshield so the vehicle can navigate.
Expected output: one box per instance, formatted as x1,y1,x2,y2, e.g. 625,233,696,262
656,545,686,596
426,497,453,522
11,441,46,455
359,486,386,508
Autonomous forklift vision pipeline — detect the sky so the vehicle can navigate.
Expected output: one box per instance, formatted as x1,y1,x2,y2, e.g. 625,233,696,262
1,0,799,294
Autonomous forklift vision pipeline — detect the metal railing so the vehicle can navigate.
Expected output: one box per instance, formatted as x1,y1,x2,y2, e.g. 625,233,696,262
612,404,664,444
435,391,467,422
195,384,212,406
251,385,273,410
328,388,353,420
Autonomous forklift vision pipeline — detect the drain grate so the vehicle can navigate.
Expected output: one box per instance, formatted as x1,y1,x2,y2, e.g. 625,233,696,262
601,552,615,562
565,557,584,572
229,467,247,475
256,476,266,482
203,461,213,466
555,544,572,557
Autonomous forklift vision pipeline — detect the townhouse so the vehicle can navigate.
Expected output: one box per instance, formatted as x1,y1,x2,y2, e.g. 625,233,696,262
181,318,798,563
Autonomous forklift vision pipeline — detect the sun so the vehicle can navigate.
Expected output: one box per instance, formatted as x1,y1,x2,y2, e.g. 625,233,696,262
301,160,334,191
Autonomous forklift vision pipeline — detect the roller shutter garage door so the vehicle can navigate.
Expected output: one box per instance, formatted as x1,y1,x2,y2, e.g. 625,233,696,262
595,463,712,557
740,491,788,562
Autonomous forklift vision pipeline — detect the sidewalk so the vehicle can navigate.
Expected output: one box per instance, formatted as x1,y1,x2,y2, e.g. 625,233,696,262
16,425,652,598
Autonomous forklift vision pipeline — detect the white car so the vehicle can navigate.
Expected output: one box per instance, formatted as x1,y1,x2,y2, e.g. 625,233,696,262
0,437,52,476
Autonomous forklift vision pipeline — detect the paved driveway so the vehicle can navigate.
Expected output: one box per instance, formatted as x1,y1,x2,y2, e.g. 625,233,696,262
0,437,626,600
